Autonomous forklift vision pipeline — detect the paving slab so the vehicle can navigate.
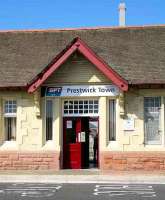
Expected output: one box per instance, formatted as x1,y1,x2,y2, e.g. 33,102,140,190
0,170,165,184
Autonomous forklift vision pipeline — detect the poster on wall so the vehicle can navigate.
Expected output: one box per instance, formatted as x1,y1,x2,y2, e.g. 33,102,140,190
123,117,135,131
45,85,119,97
78,132,86,142
66,120,72,129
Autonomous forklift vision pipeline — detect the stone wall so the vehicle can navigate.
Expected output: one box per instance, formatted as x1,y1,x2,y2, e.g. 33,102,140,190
0,151,60,170
100,152,165,171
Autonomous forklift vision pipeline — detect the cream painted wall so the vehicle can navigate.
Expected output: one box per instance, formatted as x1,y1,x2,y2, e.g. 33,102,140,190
1,49,165,154
0,91,43,151
97,88,165,152
0,52,113,152
0,91,61,152
41,97,61,151
1,88,165,152
110,89,165,152
99,97,107,151
44,52,111,85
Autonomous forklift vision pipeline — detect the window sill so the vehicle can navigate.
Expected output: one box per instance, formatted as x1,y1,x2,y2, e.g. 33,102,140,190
42,140,55,150
144,144,163,147
0,141,18,150
107,141,121,150
145,141,162,145
143,144,165,151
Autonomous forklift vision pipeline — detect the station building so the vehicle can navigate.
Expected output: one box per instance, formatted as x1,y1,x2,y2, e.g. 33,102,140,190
0,25,165,170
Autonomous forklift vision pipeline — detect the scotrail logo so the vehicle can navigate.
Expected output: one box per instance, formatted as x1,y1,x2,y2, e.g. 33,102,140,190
47,87,62,96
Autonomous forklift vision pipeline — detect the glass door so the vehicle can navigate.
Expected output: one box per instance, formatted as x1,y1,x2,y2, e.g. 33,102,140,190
63,117,82,169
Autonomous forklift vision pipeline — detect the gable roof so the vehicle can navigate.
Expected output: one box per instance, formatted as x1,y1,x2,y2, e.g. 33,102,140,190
28,37,128,92
0,25,165,89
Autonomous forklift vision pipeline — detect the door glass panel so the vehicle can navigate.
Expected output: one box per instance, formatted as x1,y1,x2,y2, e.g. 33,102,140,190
144,97,161,144
109,99,116,141
66,120,76,144
89,119,98,164
46,100,53,141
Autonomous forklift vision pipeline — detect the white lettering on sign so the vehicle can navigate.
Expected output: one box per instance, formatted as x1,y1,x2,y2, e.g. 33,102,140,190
46,85,119,97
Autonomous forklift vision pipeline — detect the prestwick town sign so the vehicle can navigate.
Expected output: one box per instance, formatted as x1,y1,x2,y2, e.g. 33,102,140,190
46,85,119,97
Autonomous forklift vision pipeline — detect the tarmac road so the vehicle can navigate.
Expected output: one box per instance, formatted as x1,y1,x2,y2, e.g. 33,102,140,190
0,183,164,200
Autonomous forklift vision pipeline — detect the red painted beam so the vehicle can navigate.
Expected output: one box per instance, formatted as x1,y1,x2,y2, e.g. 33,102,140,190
76,38,128,91
28,37,128,93
28,44,77,93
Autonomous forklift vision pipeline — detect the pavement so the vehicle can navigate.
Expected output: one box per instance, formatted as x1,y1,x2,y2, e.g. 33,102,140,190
0,170,165,184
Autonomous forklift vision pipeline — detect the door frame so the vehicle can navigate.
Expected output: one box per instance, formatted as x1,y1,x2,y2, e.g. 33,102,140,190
62,116,99,169
89,116,99,169
63,117,82,169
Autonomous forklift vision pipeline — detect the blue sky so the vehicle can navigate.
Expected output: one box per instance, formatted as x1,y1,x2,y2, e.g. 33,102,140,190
0,0,164,30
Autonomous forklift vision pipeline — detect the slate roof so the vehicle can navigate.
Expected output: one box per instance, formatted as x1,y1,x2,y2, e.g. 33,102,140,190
0,25,165,87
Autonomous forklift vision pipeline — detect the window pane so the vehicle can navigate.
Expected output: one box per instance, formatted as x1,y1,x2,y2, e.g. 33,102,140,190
5,100,17,114
5,117,16,141
144,97,161,144
94,100,98,104
46,100,53,140
89,105,93,109
109,99,116,141
79,104,83,109
84,101,88,105
79,109,83,113
64,110,68,114
74,105,78,109
89,100,93,104
74,110,78,114
74,101,78,105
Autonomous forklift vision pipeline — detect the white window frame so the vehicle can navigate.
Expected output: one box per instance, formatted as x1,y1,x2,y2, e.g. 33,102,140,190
45,98,53,141
144,96,162,145
109,99,116,141
4,100,17,141
62,99,99,117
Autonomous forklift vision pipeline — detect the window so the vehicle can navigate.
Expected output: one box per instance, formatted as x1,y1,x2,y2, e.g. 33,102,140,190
109,99,116,141
46,100,53,140
144,97,161,144
63,100,98,116
4,100,17,141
